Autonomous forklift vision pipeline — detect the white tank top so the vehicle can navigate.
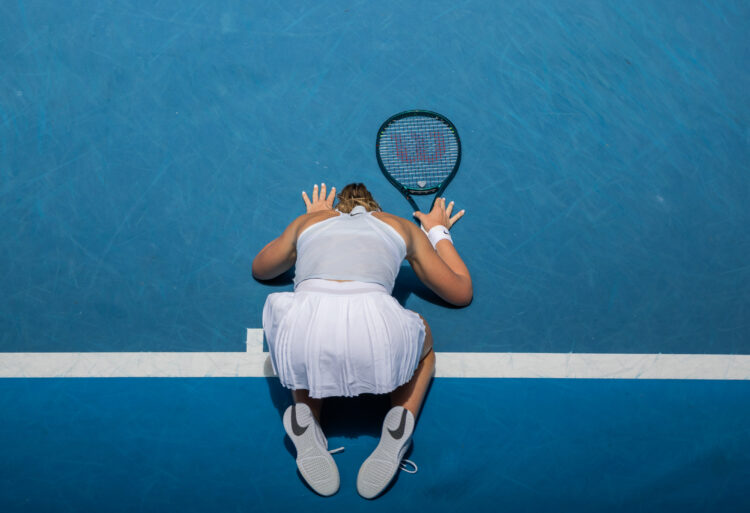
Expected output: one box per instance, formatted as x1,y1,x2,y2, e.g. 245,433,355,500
294,206,407,292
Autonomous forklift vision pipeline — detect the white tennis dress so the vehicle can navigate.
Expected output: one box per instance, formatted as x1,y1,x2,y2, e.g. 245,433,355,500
262,206,426,398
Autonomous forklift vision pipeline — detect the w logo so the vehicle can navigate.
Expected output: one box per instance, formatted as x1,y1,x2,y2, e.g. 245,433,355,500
392,131,446,164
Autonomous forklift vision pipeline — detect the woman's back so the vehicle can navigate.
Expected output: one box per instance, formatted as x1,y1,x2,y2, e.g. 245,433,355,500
294,206,406,292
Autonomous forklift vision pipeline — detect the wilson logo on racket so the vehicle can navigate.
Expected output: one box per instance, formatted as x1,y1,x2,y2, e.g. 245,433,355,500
392,131,447,165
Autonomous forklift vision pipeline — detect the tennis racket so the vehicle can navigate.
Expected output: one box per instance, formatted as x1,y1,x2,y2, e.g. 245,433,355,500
376,110,461,222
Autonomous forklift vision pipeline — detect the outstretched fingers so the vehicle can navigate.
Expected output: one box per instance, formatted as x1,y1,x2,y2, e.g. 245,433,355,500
326,185,336,207
312,183,320,203
436,197,466,228
302,183,337,213
430,197,445,215
444,199,466,227
448,208,466,228
445,200,455,217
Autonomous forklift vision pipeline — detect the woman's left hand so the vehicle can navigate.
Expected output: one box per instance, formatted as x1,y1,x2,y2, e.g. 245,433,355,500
414,197,465,232
302,183,336,213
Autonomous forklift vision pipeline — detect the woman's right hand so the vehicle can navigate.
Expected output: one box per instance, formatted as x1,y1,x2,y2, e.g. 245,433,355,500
413,197,465,232
302,183,336,213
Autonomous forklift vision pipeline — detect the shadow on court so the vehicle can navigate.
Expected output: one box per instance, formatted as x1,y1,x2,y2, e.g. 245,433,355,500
265,377,436,439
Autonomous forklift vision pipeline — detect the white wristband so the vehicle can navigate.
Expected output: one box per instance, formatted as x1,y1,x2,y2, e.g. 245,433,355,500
426,225,453,249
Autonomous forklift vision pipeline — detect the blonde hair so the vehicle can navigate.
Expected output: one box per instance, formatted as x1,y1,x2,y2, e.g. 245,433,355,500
335,183,381,213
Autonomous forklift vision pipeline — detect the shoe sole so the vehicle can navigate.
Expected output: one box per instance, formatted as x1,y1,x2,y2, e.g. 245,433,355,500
357,407,415,499
283,404,340,496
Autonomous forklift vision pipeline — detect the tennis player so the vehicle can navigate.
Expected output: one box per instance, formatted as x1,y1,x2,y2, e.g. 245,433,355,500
252,182,472,498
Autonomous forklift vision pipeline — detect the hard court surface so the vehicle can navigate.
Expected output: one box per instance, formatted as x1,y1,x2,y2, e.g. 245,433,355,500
1,1,748,511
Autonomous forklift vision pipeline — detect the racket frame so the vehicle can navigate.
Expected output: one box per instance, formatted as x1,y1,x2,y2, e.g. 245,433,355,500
376,109,462,215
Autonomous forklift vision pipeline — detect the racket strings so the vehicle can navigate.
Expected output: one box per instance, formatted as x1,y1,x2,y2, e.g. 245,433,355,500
378,116,459,191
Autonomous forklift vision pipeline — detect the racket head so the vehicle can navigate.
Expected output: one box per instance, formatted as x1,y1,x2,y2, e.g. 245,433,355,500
376,110,461,197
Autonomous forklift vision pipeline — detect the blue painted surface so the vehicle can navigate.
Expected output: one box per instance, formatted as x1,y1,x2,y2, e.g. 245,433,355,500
1,0,749,354
1,378,748,512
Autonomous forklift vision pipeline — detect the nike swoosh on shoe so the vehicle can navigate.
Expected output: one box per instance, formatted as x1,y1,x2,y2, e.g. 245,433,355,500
387,408,409,440
291,405,308,436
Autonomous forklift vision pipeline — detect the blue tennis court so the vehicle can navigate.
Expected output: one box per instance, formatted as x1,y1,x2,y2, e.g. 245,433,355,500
1,1,748,511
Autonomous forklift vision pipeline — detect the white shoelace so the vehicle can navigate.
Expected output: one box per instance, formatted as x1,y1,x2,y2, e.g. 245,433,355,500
328,446,345,455
399,459,418,474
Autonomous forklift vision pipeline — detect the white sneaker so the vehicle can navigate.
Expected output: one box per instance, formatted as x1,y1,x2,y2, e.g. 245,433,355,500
357,406,418,499
282,403,340,496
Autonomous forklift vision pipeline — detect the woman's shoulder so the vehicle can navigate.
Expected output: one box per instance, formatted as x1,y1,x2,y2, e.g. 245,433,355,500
293,210,341,238
371,211,418,244
371,210,407,224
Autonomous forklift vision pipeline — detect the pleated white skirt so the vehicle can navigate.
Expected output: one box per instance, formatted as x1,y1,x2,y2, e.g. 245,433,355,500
262,279,426,398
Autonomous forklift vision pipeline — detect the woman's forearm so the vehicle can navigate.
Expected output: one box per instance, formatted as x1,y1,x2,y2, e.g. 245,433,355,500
434,240,471,280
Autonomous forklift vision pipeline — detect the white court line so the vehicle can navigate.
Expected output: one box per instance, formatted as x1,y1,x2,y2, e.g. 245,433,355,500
0,329,748,380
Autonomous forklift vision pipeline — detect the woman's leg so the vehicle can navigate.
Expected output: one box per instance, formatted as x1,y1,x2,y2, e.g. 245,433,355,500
389,315,435,419
292,389,323,422
357,316,433,498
